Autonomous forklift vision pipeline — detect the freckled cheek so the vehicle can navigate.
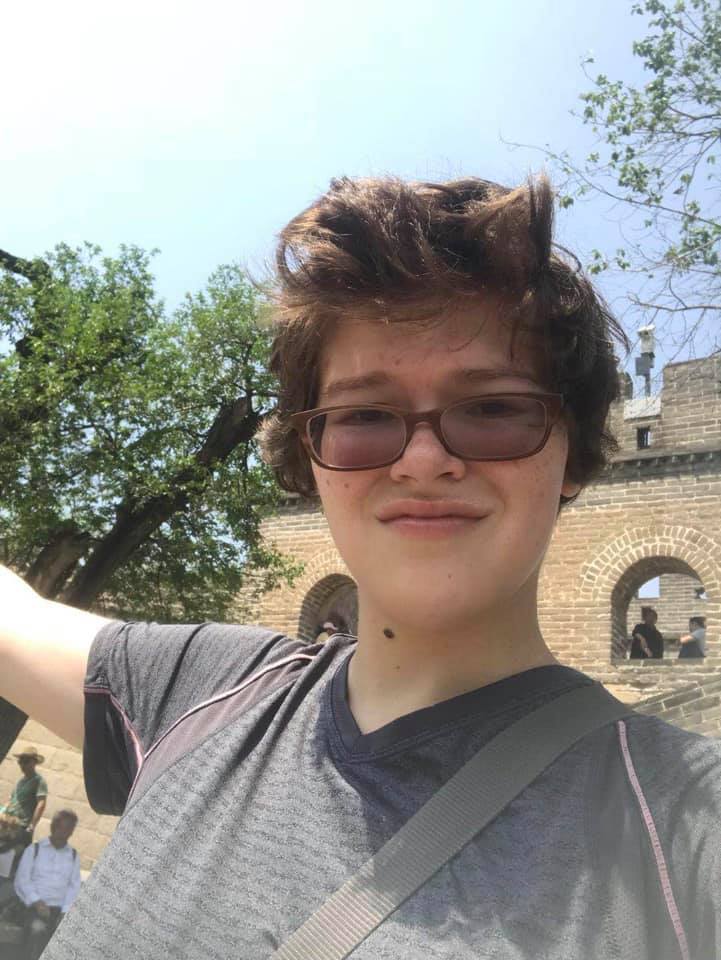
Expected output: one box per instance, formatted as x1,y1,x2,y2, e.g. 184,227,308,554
482,455,562,527
314,468,375,526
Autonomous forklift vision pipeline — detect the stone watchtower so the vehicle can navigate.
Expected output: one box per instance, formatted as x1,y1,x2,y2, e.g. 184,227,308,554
251,352,721,732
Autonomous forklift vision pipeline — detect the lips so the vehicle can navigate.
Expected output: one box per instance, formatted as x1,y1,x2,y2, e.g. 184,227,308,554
376,500,487,522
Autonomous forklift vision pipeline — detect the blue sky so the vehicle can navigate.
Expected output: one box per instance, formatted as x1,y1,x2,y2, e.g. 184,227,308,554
3,0,683,382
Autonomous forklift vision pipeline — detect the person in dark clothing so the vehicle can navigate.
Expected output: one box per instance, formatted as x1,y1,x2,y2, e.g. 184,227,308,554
629,606,664,659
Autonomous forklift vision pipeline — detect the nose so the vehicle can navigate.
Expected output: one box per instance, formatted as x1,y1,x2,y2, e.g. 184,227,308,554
388,420,466,483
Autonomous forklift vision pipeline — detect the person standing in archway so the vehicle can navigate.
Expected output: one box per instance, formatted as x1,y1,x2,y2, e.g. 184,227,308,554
679,616,706,659
629,606,664,659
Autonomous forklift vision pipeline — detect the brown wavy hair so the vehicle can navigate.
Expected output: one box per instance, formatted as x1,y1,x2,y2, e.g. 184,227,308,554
258,173,628,500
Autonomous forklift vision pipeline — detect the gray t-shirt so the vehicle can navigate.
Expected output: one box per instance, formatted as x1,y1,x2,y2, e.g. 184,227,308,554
45,623,721,959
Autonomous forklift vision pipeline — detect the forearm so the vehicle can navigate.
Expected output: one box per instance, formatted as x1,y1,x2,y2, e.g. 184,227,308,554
62,865,81,912
633,633,652,656
0,568,110,748
29,799,46,831
13,855,38,906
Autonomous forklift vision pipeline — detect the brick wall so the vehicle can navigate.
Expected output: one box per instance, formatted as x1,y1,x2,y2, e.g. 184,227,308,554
537,451,721,697
609,355,721,456
636,675,721,737
244,497,354,641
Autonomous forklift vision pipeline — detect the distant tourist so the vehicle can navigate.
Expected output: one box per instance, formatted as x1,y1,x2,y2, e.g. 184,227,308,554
0,747,48,857
315,613,349,642
629,606,664,659
678,616,706,659
315,620,338,642
14,810,81,960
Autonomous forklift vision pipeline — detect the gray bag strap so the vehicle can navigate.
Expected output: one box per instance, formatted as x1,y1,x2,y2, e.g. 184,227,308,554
272,682,632,960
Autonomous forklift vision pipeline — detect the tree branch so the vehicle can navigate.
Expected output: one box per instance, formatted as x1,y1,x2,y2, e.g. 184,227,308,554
24,522,93,599
62,397,261,608
0,248,50,284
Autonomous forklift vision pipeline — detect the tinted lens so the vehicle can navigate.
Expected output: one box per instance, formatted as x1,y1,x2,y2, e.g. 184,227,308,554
441,396,548,459
308,407,406,468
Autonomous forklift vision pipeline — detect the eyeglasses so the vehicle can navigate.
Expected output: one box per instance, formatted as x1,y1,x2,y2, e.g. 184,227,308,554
290,393,564,471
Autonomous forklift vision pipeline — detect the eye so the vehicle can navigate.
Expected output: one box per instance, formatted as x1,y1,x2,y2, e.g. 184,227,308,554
332,408,396,426
462,398,523,418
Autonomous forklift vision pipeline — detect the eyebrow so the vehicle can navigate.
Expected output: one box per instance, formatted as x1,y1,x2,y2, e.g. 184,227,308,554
321,367,541,401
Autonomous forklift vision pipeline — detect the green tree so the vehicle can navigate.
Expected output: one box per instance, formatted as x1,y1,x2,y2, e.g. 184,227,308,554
548,0,721,353
0,243,298,756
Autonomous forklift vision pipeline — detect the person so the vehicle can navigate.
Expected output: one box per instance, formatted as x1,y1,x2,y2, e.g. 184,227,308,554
679,616,706,659
0,748,48,857
13,810,81,960
629,605,664,659
0,173,720,960
315,619,339,642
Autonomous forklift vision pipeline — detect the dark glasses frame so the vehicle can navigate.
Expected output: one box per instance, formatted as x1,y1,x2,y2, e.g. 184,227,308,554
289,392,565,471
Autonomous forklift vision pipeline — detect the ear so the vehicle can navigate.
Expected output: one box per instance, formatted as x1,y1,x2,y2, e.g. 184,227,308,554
561,471,582,501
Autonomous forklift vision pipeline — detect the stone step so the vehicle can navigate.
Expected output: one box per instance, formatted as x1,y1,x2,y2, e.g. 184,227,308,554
636,676,721,713
0,920,22,945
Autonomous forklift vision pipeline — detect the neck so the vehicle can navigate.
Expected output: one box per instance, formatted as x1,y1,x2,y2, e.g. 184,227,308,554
347,586,557,734
50,838,66,849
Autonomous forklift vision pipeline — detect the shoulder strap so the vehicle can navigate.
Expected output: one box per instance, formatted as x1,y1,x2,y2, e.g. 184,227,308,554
272,682,632,960
33,843,39,860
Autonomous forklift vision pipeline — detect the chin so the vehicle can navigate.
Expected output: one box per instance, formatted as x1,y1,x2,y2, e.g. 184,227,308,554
371,572,503,630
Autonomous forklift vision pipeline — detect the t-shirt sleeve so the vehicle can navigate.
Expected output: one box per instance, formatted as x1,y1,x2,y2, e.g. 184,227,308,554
83,621,307,816
35,776,48,799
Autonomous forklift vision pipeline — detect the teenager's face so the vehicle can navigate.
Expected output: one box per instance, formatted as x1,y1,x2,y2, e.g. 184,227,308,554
312,304,581,632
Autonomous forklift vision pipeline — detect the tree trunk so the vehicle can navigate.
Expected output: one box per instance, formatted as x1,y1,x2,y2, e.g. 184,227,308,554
64,397,259,607
25,523,92,599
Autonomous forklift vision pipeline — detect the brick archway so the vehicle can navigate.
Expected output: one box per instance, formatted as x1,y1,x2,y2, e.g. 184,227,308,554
298,574,358,642
577,525,721,659
280,546,356,641
611,556,702,656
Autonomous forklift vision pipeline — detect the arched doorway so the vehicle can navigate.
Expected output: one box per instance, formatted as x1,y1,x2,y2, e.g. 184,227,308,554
576,524,720,665
612,556,708,659
297,574,358,642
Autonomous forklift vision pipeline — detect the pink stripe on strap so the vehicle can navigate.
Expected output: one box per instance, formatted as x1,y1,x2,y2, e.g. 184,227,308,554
617,720,690,960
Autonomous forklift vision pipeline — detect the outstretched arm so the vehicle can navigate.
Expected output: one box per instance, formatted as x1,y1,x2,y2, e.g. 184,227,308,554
0,567,111,749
